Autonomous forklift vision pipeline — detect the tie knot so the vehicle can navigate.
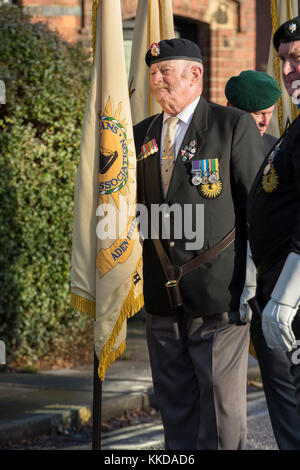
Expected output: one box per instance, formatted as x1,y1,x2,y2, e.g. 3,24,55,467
166,117,179,130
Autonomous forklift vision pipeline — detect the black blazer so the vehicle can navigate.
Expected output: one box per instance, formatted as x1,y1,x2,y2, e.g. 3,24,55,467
134,96,265,317
249,115,300,268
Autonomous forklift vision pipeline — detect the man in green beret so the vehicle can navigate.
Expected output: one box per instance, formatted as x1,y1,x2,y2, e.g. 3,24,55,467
226,69,300,449
225,70,282,152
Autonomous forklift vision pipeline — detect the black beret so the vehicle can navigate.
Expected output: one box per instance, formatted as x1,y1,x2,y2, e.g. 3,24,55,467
225,70,282,112
145,38,203,67
273,15,300,51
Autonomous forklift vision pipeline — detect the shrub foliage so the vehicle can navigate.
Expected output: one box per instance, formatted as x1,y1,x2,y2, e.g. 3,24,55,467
0,4,92,361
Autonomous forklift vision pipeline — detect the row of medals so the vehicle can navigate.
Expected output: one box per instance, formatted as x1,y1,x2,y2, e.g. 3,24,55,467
191,170,223,198
182,142,223,198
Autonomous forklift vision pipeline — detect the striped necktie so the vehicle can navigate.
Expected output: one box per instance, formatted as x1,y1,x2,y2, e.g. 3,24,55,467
161,117,179,197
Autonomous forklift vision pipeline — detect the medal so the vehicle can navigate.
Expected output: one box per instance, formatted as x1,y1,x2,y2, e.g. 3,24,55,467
199,158,222,198
262,139,282,193
191,160,202,185
262,165,279,193
208,172,219,183
191,158,223,198
138,138,158,161
263,163,271,175
191,174,202,186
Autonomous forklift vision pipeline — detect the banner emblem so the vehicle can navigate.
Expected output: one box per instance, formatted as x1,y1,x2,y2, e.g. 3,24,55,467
98,102,129,197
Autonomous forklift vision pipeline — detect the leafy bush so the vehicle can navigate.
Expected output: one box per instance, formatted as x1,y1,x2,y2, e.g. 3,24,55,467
0,3,92,362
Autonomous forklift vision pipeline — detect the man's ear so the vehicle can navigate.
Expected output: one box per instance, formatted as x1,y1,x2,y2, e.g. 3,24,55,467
191,65,202,84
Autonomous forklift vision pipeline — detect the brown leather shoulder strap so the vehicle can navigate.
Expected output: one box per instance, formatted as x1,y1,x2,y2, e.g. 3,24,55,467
181,228,236,276
152,228,236,281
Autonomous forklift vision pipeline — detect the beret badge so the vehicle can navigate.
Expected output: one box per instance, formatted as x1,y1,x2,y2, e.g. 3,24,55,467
150,43,160,57
288,22,297,34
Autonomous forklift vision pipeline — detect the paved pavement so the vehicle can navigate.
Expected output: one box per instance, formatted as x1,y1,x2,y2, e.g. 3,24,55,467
0,320,271,450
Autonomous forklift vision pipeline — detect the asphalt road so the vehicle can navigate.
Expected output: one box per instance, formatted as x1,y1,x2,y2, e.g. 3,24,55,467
99,389,277,451
1,389,277,451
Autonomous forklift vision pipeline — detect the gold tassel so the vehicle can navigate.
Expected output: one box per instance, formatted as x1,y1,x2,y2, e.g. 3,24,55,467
98,289,144,380
70,292,96,318
98,340,126,381
98,258,144,381
287,0,292,20
249,339,257,360
92,0,99,64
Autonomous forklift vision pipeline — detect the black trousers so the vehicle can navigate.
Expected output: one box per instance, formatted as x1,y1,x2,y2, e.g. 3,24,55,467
146,309,249,450
254,260,300,449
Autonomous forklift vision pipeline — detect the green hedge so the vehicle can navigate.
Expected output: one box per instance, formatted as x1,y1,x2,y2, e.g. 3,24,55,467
0,4,92,361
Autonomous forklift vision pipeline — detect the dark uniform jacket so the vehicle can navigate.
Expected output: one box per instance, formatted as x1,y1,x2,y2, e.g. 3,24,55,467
134,96,265,317
248,115,300,270
263,132,278,153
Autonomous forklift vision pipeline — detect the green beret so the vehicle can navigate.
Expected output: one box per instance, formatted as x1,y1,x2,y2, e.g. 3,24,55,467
145,38,203,67
273,15,300,51
225,70,282,112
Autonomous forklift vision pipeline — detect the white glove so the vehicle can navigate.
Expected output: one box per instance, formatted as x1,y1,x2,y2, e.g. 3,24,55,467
262,252,300,351
239,241,257,323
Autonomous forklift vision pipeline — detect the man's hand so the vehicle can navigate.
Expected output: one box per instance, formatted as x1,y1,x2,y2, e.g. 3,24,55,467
262,252,300,351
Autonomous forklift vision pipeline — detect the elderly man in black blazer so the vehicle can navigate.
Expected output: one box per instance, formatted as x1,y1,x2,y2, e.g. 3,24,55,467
134,38,265,450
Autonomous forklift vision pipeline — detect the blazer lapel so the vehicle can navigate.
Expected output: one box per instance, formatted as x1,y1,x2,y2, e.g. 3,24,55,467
166,96,209,201
142,113,164,206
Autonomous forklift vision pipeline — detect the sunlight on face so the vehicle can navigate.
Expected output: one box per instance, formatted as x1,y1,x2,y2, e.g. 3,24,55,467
278,41,300,100
150,59,202,115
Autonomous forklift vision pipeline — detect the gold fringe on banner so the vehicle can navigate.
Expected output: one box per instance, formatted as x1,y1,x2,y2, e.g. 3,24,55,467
70,292,96,318
98,257,144,381
271,0,283,134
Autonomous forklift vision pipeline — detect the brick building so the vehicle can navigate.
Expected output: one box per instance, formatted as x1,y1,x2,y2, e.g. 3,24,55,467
13,0,300,104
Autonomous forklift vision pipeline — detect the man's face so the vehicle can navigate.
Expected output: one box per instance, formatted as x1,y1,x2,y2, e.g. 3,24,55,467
278,40,300,100
150,59,202,115
250,105,275,136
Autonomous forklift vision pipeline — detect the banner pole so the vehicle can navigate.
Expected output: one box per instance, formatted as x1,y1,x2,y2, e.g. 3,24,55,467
92,350,102,450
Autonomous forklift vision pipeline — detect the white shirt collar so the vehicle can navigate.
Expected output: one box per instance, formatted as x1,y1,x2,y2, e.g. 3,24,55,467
163,96,200,125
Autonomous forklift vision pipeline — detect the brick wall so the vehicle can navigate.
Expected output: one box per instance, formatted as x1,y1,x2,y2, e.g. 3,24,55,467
19,0,283,105
22,0,82,42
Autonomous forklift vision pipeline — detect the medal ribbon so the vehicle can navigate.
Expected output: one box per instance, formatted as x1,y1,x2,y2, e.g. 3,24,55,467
191,160,201,172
